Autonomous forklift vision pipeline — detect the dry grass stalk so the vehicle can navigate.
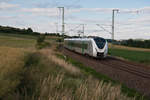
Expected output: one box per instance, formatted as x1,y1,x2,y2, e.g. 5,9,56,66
38,48,136,100
38,73,135,100
40,49,81,75
0,46,26,97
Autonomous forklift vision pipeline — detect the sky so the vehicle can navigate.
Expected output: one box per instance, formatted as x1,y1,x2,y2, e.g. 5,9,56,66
0,0,150,40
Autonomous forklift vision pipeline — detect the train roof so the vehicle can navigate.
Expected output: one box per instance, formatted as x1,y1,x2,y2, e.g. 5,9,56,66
64,37,105,41
65,38,92,41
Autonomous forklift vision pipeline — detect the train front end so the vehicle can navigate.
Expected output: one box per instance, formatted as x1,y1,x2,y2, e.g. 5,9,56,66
93,37,108,58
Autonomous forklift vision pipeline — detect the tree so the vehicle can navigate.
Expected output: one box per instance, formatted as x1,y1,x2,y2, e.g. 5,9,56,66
27,28,33,33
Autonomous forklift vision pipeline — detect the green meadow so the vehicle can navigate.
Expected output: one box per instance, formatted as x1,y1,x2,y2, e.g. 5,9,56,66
109,47,150,65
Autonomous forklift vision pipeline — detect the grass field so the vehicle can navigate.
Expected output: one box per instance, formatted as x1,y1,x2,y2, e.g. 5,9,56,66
0,33,37,39
109,44,150,52
0,34,148,100
109,45,150,65
0,34,36,48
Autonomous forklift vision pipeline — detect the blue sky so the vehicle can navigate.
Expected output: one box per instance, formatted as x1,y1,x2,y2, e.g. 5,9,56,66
0,0,150,39
9,0,150,8
80,0,150,8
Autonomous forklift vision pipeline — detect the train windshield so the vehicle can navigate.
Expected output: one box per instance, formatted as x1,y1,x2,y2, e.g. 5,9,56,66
94,37,106,49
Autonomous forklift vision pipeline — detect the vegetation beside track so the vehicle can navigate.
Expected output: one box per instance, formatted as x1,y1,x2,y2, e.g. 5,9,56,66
109,47,150,65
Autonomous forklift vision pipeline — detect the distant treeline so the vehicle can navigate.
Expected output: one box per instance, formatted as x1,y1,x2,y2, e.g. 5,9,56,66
0,25,73,38
45,32,62,37
115,39,150,49
0,25,65,37
0,26,41,35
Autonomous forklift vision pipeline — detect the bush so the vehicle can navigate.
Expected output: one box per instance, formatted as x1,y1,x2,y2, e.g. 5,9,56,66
37,35,45,44
36,35,51,49
56,38,64,43
36,42,51,49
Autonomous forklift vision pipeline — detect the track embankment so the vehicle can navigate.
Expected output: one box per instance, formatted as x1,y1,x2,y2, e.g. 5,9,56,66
62,48,150,97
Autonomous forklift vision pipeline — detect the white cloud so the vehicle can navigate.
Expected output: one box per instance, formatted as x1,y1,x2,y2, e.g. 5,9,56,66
138,7,150,13
68,7,150,14
67,8,113,13
21,7,114,17
114,15,150,39
0,5,150,39
0,2,19,10
22,8,59,17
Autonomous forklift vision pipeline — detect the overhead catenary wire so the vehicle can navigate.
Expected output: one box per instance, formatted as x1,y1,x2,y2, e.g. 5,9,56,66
96,24,112,35
56,7,146,39
66,24,82,32
117,10,139,14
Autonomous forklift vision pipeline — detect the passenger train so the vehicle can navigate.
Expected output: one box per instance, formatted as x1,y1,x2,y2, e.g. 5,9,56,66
64,37,108,58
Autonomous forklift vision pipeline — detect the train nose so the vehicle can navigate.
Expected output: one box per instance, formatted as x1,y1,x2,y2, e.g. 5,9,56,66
97,52,104,58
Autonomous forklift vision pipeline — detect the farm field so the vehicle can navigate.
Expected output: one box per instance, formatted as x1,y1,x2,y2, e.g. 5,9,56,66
109,44,150,52
109,44,150,65
0,34,145,100
0,33,36,48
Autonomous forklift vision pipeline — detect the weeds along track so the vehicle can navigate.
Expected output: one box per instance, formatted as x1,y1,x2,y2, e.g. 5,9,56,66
62,48,150,97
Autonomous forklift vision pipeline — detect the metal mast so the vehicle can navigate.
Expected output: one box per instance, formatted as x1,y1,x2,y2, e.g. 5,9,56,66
55,23,58,33
112,9,119,40
58,7,65,37
82,24,84,37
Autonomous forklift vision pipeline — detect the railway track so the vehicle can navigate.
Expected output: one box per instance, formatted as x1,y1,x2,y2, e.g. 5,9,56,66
99,57,150,79
63,48,150,78
62,48,150,96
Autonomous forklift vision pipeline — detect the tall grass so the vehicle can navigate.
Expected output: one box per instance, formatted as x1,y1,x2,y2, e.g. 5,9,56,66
40,49,81,75
38,73,135,100
4,48,136,100
0,46,26,98
37,49,137,100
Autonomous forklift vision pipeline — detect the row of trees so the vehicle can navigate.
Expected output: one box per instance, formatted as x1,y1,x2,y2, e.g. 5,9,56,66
118,39,150,49
0,26,40,35
0,26,68,37
1,26,149,49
